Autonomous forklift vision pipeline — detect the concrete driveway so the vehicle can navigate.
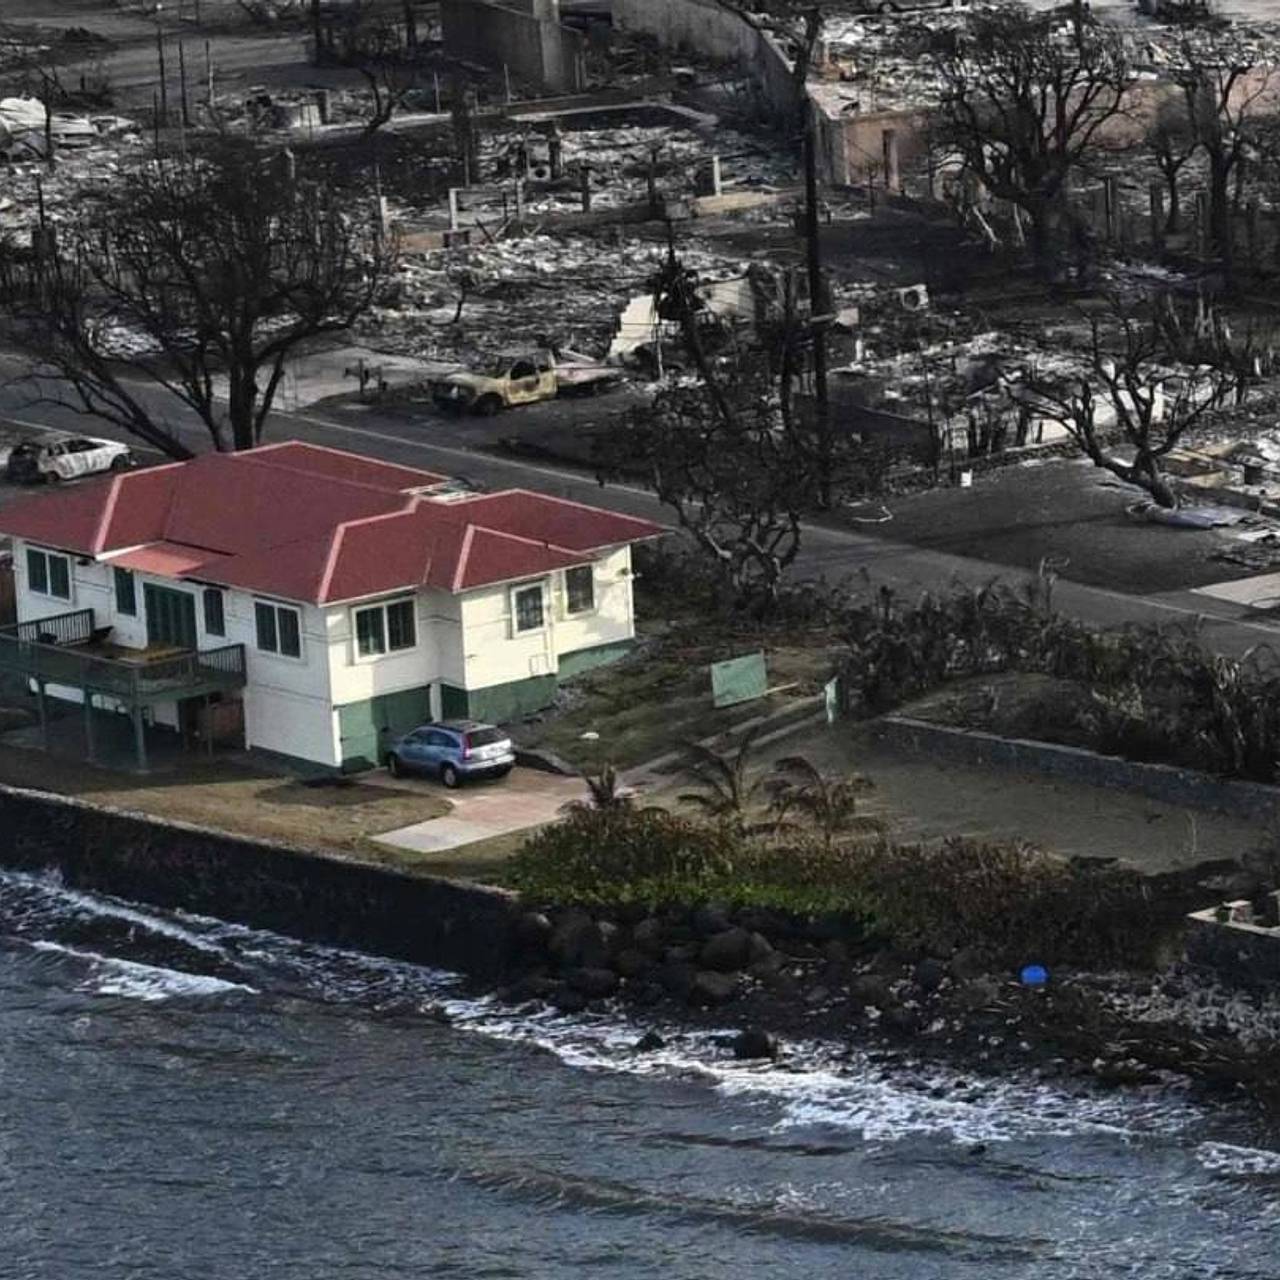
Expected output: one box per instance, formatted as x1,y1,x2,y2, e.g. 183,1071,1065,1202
371,766,586,854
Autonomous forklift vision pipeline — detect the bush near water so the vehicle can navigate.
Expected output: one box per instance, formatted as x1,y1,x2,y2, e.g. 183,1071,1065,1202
508,809,1178,970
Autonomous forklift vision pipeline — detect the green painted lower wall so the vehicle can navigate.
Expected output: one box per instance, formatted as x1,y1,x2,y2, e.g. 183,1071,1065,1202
556,639,635,682
466,673,557,726
337,685,432,771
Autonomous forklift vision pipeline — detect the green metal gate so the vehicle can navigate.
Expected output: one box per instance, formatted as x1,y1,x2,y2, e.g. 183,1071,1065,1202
337,685,431,771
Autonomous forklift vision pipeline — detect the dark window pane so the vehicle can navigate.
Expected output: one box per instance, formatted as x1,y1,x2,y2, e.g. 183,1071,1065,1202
27,549,48,595
515,586,543,632
48,556,70,600
387,600,416,651
355,607,385,657
467,727,504,746
277,607,301,658
565,565,594,614
255,602,278,653
114,568,137,616
203,588,225,637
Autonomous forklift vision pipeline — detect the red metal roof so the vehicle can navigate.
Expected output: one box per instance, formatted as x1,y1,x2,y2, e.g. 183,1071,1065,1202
0,441,664,604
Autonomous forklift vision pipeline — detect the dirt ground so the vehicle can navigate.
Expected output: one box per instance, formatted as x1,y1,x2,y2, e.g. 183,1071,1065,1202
516,623,837,771
0,743,451,860
794,722,1270,875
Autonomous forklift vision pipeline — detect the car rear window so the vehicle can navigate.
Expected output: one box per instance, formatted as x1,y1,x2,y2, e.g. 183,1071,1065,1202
466,728,505,747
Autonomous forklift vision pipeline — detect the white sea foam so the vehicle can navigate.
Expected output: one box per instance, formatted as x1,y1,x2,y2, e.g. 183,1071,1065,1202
436,994,1203,1146
1197,1142,1280,1177
29,940,256,1002
3,870,228,955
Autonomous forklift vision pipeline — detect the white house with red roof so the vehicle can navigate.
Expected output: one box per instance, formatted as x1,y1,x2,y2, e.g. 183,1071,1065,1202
0,442,663,771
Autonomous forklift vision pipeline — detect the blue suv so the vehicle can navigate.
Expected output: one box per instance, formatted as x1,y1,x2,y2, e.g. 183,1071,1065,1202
385,721,516,788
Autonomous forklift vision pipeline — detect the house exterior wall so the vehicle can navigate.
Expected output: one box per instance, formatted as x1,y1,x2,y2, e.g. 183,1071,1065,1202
12,538,340,768
11,537,643,770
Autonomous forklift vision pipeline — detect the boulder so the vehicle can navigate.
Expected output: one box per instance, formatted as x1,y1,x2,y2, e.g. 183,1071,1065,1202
514,911,553,950
549,913,609,969
614,948,653,979
700,927,753,972
689,970,739,1006
850,974,893,1009
656,961,697,996
567,966,619,998
731,1028,779,1060
691,902,733,936
551,985,589,1014
747,932,776,963
634,1030,666,1052
821,939,850,966
631,917,666,954
948,946,987,981
914,957,948,993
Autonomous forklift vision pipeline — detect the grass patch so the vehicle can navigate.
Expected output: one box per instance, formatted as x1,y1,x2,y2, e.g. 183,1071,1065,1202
0,743,451,859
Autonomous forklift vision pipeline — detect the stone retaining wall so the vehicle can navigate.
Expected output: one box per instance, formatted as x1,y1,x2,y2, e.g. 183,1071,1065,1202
0,785,521,979
878,715,1280,825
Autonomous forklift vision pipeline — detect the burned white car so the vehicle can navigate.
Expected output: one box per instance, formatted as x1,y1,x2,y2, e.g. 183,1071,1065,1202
6,434,135,484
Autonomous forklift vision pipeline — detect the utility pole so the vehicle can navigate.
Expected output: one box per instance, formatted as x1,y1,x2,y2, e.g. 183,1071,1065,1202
155,4,168,127
803,105,832,509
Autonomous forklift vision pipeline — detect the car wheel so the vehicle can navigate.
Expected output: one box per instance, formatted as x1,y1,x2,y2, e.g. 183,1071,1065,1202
45,472,61,484
474,394,503,417
388,753,403,778
493,766,512,779
109,454,130,472
441,763,460,788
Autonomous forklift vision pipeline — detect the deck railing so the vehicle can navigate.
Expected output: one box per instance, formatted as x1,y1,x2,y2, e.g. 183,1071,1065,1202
0,610,247,704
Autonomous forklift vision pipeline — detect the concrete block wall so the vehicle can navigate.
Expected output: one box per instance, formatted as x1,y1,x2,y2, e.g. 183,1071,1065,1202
612,0,802,121
440,0,586,93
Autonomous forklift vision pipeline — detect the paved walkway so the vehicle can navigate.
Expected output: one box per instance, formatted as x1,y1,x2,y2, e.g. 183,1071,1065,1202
372,766,586,853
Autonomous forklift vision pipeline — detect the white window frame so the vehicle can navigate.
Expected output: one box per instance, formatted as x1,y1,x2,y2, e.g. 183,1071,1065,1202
562,564,596,617
254,599,305,662
511,581,547,635
352,597,418,663
26,546,73,602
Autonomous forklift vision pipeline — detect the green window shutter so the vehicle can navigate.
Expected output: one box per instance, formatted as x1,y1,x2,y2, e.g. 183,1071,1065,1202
355,606,385,657
48,556,71,600
27,549,47,595
255,602,278,653
203,588,225,637
114,567,137,616
277,607,302,658
565,565,594,614
387,600,416,651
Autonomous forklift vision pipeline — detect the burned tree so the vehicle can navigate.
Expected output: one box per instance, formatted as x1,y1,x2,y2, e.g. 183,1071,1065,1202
1173,33,1269,270
1146,98,1199,236
1019,296,1255,509
603,252,878,610
926,6,1130,273
0,139,395,457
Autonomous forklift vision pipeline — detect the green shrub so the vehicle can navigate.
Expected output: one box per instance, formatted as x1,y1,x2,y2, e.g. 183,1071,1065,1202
508,806,877,917
858,838,1176,968
839,580,1280,785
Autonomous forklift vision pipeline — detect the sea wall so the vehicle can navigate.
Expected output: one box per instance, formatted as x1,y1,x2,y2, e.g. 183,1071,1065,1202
0,785,522,979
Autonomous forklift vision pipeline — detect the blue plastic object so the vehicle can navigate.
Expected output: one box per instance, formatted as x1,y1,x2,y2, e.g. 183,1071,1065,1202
1020,964,1049,987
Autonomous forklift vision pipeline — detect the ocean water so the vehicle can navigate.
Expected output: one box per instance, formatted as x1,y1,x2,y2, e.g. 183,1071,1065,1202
2,867,1279,1279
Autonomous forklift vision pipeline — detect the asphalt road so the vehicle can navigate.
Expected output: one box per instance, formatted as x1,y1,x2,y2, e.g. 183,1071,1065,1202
2,356,1279,660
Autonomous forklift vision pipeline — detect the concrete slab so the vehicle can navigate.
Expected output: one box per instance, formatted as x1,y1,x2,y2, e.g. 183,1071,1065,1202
1193,571,1280,609
373,766,585,853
